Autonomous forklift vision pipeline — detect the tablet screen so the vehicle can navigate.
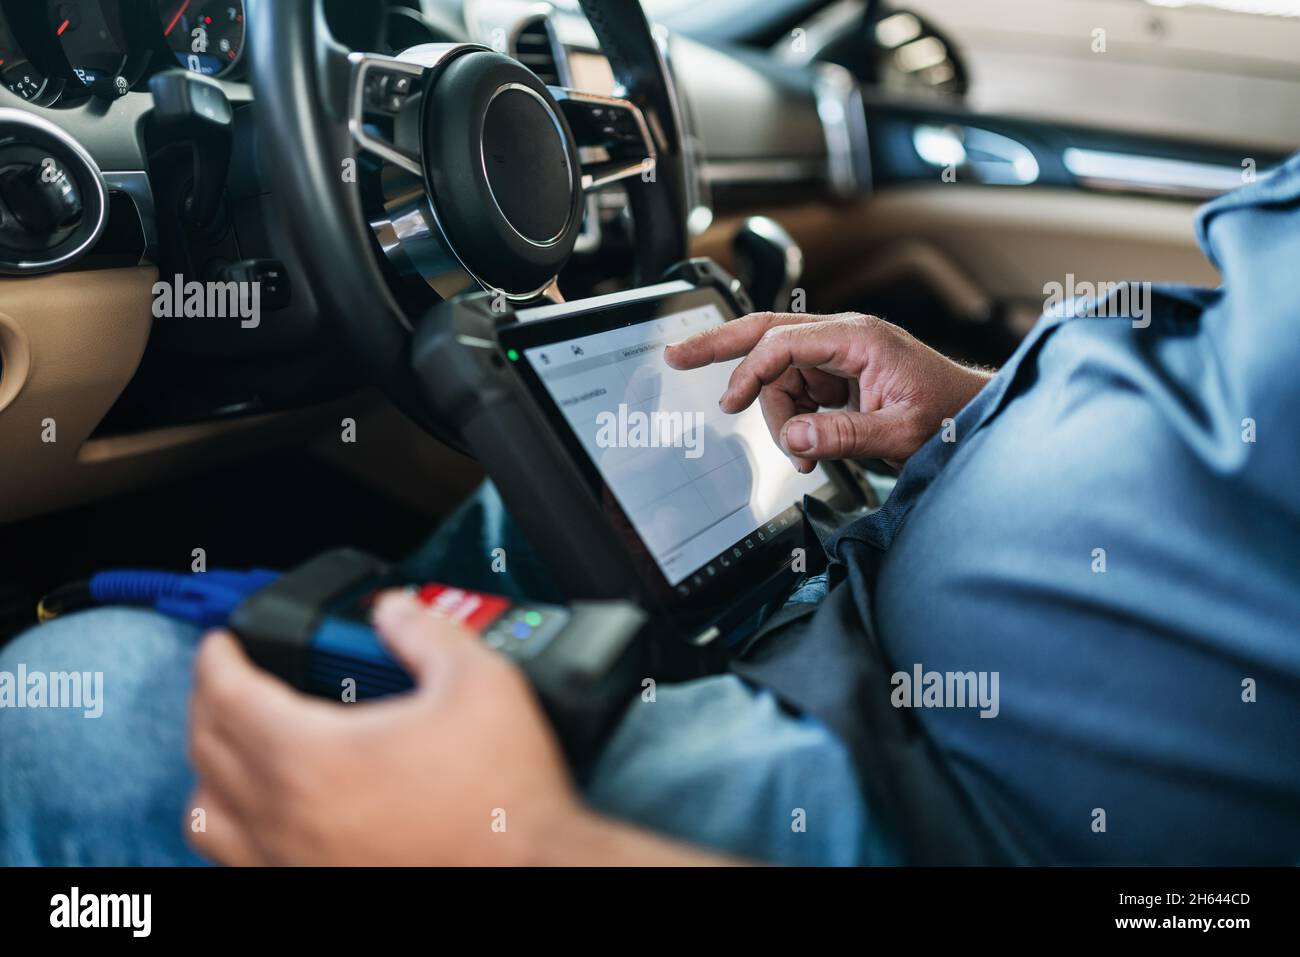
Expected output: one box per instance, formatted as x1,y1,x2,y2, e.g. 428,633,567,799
518,298,827,587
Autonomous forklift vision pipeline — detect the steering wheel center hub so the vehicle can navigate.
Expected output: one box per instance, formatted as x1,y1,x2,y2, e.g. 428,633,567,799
482,83,574,245
422,52,583,295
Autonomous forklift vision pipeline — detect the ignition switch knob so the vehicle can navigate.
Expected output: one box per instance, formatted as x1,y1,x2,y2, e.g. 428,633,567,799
0,161,84,239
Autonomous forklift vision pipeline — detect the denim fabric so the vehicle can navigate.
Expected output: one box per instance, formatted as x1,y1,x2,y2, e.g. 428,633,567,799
0,483,895,866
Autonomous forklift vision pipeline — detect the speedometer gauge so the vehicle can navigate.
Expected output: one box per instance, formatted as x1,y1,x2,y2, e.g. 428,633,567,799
49,0,137,98
0,15,49,101
159,0,243,77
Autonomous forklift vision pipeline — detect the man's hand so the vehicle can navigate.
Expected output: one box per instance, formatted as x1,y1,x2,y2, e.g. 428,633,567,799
665,312,992,471
186,591,582,866
186,592,736,866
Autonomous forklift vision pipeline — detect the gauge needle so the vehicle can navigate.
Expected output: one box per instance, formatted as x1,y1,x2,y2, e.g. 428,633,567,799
165,0,192,37
57,19,71,37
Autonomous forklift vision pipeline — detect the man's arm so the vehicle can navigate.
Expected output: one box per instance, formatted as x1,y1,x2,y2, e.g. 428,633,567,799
187,592,743,866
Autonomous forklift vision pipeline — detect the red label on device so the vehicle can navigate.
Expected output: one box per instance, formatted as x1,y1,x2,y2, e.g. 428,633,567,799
415,584,510,633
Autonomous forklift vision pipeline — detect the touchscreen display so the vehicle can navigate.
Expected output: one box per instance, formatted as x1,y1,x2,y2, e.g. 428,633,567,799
521,301,827,586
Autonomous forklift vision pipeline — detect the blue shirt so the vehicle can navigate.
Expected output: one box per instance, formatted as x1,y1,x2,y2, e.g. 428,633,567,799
858,153,1300,864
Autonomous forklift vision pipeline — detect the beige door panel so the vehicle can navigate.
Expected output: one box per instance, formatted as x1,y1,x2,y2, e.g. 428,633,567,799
695,186,1219,326
0,267,352,525
0,267,478,527
0,268,158,523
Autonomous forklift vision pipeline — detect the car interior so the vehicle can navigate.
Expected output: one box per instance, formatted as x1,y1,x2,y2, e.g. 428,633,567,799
1,0,1297,650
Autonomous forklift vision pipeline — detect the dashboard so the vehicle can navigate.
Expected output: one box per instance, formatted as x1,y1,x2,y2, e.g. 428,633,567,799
0,0,866,434
0,0,246,106
0,0,1264,530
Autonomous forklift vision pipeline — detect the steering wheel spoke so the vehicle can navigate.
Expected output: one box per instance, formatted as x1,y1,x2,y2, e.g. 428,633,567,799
347,52,427,176
549,88,657,192
249,0,688,440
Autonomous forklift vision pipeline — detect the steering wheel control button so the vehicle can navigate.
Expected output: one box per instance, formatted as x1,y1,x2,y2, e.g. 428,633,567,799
364,69,419,115
365,72,390,102
221,260,291,311
420,50,583,295
553,91,657,190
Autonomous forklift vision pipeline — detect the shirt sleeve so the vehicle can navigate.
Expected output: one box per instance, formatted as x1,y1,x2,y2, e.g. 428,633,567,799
1191,152,1300,496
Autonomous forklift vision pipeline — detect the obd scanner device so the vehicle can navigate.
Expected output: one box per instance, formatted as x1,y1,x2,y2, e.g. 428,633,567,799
228,550,649,768
50,553,649,770
410,259,876,673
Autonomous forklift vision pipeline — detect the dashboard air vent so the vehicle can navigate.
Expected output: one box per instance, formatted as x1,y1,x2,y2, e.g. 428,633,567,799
513,18,563,86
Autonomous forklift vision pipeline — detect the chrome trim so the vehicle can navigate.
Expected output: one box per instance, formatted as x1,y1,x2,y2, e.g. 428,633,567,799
739,216,804,312
913,124,1040,186
481,82,576,246
357,43,562,304
347,51,428,177
1062,147,1248,200
691,627,722,648
548,87,658,191
368,162,557,305
572,192,602,254
396,41,488,70
0,108,109,275
369,165,480,303
102,171,158,265
813,63,870,197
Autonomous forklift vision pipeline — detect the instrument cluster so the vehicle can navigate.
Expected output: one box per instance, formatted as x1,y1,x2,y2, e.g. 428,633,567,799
0,0,245,106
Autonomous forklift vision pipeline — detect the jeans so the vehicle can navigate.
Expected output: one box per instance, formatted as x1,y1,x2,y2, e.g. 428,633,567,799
0,483,900,866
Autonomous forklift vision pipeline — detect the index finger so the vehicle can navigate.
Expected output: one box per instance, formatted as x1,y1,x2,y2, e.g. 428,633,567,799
664,312,815,370
721,318,866,413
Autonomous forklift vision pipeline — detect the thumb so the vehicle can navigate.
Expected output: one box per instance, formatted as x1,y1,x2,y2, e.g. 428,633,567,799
779,409,915,462
371,590,485,688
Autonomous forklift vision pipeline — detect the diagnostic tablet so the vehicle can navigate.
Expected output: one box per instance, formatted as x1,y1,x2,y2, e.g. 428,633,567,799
497,282,858,621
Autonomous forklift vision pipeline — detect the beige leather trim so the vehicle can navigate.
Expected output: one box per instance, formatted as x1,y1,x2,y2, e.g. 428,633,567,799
0,268,157,523
694,186,1220,318
0,312,33,417
0,266,479,527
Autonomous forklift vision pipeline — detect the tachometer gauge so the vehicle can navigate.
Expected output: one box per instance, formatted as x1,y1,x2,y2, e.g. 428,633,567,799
0,15,49,101
159,0,243,77
49,0,136,97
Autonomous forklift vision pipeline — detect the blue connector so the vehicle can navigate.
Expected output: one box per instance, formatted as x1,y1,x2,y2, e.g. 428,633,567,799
89,568,281,629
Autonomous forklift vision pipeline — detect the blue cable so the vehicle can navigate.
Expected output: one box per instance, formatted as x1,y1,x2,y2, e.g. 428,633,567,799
89,568,281,628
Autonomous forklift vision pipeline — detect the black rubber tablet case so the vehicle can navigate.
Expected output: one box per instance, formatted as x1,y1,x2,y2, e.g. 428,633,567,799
409,259,854,679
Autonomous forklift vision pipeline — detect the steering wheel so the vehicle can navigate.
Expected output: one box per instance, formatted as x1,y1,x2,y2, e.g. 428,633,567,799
246,0,691,437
